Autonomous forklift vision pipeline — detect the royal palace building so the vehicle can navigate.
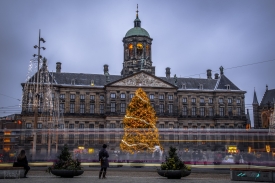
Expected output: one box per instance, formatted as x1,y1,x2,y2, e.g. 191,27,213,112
20,10,250,157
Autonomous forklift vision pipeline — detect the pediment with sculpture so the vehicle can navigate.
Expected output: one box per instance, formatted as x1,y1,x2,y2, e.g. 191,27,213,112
111,72,174,88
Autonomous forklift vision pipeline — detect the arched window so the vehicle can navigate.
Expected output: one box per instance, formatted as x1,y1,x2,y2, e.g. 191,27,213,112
146,45,150,57
137,43,143,56
128,44,133,57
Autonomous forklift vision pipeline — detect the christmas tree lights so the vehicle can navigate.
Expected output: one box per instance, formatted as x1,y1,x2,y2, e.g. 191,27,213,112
120,88,162,154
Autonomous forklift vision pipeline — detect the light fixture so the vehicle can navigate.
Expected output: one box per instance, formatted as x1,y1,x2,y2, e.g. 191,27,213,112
34,45,38,49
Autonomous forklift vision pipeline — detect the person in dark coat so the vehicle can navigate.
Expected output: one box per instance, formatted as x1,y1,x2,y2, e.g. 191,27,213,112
98,144,109,179
16,150,30,178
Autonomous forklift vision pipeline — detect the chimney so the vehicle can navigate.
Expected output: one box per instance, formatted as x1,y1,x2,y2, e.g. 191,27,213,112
56,62,61,73
214,73,219,79
166,67,171,78
104,64,109,74
266,84,268,91
207,69,212,79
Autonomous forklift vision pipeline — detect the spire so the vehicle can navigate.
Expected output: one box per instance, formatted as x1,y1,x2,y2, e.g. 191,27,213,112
136,4,139,18
253,88,259,105
134,4,141,27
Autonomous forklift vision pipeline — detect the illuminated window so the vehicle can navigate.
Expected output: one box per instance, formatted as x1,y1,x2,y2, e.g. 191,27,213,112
137,43,143,56
128,44,133,57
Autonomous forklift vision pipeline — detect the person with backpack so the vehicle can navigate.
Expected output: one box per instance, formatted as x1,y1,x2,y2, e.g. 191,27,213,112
99,144,109,179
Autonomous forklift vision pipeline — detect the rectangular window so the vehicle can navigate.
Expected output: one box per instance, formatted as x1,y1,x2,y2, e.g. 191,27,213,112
89,134,94,144
48,123,53,129
182,106,187,116
79,134,84,144
159,104,164,113
100,104,104,114
159,124,164,128
219,107,224,116
110,134,115,144
70,94,75,100
228,98,232,104
130,94,134,99
237,107,241,115
149,94,154,100
26,123,32,129
168,95,173,100
192,107,196,116
191,98,196,103
52,93,55,99
159,94,164,100
79,124,84,129
200,107,205,116
110,93,116,99
90,95,95,100
60,94,65,99
80,103,85,113
58,124,64,129
121,103,126,113
200,98,205,103
69,134,74,144
100,95,104,101
209,98,213,104
37,123,42,129
193,135,197,145
59,103,65,113
111,103,116,112
70,103,75,113
110,123,115,128
69,124,74,129
168,104,173,113
209,107,213,116
169,134,174,144
90,104,95,114
80,94,85,100
120,93,126,99
182,97,187,103
58,134,64,144
89,124,94,128
228,107,232,116
169,124,173,129
219,98,224,104
236,99,241,104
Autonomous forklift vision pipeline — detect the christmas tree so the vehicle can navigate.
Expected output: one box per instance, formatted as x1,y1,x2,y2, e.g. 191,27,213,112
120,88,162,154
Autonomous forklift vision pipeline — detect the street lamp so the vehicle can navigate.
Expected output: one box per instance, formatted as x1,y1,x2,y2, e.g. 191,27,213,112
32,29,46,161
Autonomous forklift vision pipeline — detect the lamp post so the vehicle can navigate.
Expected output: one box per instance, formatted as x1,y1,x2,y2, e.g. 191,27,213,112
32,29,46,161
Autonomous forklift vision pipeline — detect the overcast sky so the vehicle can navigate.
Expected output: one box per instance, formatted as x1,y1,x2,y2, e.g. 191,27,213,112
0,0,275,126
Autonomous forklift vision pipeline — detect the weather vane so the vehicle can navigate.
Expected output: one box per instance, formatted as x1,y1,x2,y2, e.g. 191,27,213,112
136,4,139,16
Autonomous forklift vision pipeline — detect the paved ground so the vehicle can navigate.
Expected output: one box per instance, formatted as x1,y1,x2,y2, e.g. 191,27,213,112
0,168,254,183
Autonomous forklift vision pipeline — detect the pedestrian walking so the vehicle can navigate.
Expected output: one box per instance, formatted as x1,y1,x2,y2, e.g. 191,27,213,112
14,150,30,178
99,144,109,179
